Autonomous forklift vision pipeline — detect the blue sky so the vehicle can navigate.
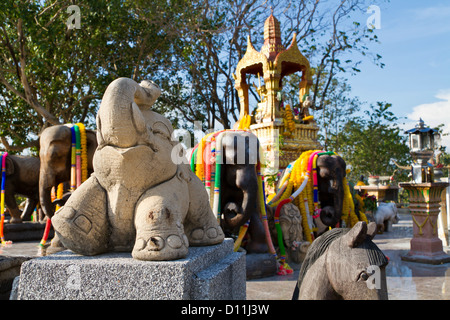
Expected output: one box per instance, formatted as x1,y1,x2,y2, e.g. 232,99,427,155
345,0,450,150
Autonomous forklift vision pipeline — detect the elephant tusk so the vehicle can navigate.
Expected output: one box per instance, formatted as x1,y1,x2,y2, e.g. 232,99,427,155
291,175,309,199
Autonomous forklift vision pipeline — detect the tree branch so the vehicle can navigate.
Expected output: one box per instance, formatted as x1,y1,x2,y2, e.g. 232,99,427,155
16,19,60,125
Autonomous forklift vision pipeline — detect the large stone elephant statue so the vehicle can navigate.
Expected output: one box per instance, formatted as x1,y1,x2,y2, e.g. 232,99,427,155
268,151,348,256
219,131,269,254
192,130,270,254
39,124,97,218
1,154,40,223
52,77,224,261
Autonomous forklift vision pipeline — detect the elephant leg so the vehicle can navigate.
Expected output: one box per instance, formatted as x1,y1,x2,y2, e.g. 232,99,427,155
51,175,109,256
21,197,38,221
246,211,268,253
222,201,267,253
4,192,22,223
133,177,190,261
183,170,224,247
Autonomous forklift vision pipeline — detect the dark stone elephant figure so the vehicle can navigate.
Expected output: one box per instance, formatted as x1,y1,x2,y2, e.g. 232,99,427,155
273,152,347,231
315,153,347,229
1,154,40,223
39,125,97,219
194,130,269,254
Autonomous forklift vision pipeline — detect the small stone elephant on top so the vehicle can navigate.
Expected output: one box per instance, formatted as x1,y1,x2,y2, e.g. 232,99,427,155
52,78,224,261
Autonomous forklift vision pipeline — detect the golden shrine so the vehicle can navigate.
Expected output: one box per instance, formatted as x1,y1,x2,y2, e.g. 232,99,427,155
233,13,321,172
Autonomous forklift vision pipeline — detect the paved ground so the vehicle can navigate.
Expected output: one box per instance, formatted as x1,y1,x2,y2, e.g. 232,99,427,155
246,212,450,300
2,212,450,300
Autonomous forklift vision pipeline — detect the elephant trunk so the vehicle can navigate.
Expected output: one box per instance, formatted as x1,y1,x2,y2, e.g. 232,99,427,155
223,166,259,229
39,170,56,218
96,78,161,149
319,177,344,227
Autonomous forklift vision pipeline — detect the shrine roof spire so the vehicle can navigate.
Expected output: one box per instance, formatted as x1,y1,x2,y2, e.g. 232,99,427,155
261,12,284,61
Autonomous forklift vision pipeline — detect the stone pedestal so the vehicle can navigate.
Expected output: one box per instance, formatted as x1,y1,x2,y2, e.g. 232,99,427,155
245,252,277,279
13,238,246,300
3,221,53,242
400,182,450,264
0,256,32,300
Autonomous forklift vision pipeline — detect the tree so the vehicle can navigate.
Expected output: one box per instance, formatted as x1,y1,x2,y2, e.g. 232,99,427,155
0,0,386,152
159,0,385,130
310,76,361,150
0,0,191,152
334,102,410,183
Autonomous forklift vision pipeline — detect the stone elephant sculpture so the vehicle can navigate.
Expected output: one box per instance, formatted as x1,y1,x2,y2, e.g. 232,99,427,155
220,131,269,254
52,77,224,261
0,154,40,223
39,124,97,218
192,130,270,254
277,152,347,228
268,150,349,253
315,153,347,228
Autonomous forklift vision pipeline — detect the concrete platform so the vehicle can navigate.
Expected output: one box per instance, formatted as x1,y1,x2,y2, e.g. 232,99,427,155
13,238,246,300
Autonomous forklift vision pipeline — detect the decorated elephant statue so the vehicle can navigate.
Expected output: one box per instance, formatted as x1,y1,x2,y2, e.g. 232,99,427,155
52,77,224,261
314,152,347,227
191,130,272,255
0,153,40,223
269,150,365,241
39,124,97,219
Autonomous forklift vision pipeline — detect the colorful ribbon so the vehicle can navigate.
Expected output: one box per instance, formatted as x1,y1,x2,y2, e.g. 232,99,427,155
0,152,9,245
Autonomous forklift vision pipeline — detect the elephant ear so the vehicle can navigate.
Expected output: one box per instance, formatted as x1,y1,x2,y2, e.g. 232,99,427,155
176,164,192,183
366,222,377,240
344,221,367,248
5,156,14,176
334,155,347,177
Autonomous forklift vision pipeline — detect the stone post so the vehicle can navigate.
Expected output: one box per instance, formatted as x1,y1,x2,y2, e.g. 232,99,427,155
400,182,450,264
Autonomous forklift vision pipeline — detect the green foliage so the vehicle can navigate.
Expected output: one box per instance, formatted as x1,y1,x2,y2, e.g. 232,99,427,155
0,0,193,150
312,76,361,150
0,0,387,153
331,102,410,183
363,195,378,212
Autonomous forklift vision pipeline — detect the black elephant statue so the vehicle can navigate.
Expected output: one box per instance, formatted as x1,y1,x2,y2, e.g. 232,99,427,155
191,130,271,254
269,150,351,245
0,154,40,223
315,152,347,228
39,124,97,219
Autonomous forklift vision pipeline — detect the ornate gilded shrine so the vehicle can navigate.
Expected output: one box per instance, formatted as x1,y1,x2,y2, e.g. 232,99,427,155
233,13,321,171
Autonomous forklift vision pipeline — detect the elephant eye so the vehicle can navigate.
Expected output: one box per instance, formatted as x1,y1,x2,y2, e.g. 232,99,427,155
153,122,171,141
357,270,372,282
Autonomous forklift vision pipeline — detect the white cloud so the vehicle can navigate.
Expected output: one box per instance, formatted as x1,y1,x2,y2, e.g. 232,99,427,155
405,89,450,151
412,5,450,20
